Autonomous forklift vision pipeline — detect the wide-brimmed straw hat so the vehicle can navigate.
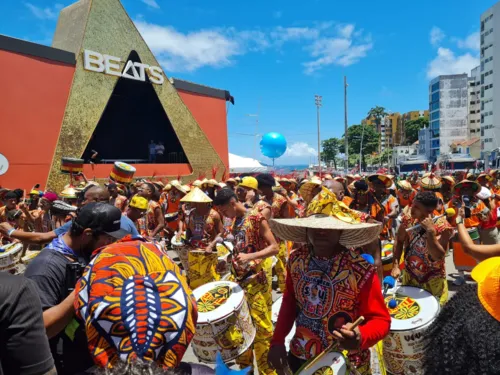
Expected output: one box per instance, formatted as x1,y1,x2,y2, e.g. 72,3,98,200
453,179,481,195
489,169,499,177
168,180,187,194
477,173,494,182
207,179,220,187
397,180,413,191
367,174,392,188
299,177,322,202
419,173,442,190
192,180,203,188
334,176,346,183
270,215,381,247
180,187,212,203
323,174,333,180
442,175,455,186
60,186,78,199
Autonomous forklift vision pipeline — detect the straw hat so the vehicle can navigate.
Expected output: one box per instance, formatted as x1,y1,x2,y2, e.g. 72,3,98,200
334,176,346,183
453,179,481,195
477,173,494,182
323,174,333,180
472,257,500,322
163,183,172,192
387,174,394,180
218,182,227,189
239,176,258,190
60,186,78,199
397,180,413,191
183,185,191,193
207,179,219,187
489,169,499,177
346,174,355,181
299,177,322,202
226,178,237,185
441,175,455,186
270,215,381,247
419,173,442,190
192,180,203,188
367,174,392,188
354,174,361,180
180,187,212,203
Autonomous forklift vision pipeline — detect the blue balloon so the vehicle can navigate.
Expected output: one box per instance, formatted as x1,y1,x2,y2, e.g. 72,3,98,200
260,132,287,159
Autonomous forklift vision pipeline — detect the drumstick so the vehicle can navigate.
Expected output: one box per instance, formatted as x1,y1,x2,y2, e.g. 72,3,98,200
303,316,365,371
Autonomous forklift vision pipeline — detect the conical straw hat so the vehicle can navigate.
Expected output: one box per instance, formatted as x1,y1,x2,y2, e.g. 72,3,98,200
180,187,212,203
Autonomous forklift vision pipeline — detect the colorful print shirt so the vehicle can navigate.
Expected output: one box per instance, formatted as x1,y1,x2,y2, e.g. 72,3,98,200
75,238,197,369
112,194,129,212
271,193,287,218
273,247,390,370
402,212,451,283
146,200,161,234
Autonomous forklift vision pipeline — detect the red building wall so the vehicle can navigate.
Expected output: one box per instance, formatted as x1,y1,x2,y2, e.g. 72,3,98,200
0,49,75,190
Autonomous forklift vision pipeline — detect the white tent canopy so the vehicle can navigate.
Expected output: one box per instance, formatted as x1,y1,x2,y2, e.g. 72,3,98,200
229,153,268,173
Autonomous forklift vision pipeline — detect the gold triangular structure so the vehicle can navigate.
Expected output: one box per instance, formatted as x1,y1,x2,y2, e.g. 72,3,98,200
47,0,225,191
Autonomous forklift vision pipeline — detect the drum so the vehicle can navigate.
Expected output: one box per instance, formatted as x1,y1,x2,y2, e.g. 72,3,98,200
452,228,480,272
171,235,189,271
271,296,296,351
0,243,23,273
381,241,394,277
296,351,351,375
192,281,256,363
382,286,440,375
188,250,219,289
216,242,232,277
60,157,84,174
110,161,136,184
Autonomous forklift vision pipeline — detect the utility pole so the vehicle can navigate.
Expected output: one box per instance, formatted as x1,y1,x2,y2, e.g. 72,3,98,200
344,76,349,174
359,123,365,173
315,95,323,178
246,99,260,159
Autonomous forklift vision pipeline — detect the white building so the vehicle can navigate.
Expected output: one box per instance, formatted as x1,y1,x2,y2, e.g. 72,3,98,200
468,66,481,138
428,74,469,162
418,127,431,160
481,5,499,158
392,144,418,166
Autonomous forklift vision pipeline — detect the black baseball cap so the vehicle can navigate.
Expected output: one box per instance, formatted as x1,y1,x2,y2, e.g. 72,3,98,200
74,202,128,239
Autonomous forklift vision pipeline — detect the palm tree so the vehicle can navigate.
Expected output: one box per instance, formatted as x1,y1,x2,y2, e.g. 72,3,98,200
367,106,388,153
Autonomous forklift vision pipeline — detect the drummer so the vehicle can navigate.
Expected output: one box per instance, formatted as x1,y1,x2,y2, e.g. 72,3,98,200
236,176,260,208
391,191,454,305
396,180,416,213
350,179,370,213
213,188,278,375
367,174,399,241
163,180,187,237
124,195,148,236
268,192,390,375
419,173,444,215
108,183,128,212
440,175,455,205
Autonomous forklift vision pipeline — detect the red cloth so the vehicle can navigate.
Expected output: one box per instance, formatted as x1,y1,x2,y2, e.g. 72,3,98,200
481,205,497,229
271,266,390,350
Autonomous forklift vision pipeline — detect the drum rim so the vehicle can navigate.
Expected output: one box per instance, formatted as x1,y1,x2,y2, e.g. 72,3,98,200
193,281,245,323
295,351,348,375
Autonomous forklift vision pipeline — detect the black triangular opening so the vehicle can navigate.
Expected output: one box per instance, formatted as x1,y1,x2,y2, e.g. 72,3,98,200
82,50,188,164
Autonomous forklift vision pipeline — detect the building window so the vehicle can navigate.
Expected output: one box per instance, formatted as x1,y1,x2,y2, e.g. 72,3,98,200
482,115,485,123
431,82,439,92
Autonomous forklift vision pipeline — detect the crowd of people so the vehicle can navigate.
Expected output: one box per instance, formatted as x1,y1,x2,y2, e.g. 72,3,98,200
1,169,500,375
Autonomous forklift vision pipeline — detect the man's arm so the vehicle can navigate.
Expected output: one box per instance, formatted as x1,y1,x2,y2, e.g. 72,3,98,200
271,264,296,346
150,206,165,237
387,198,399,218
421,217,448,261
391,222,408,278
43,292,76,339
0,222,57,244
280,202,290,218
457,218,500,261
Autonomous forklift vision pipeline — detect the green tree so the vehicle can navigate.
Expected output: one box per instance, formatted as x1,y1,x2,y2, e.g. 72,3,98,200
404,117,429,145
321,138,342,170
339,124,380,171
379,148,393,167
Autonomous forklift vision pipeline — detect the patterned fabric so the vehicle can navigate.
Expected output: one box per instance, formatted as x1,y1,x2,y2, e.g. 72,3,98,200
75,239,196,369
113,195,129,212
307,187,367,223
402,270,448,306
288,247,374,370
397,189,416,209
401,213,451,285
187,251,219,289
146,201,161,236
271,193,287,219
287,191,298,218
446,199,487,228
369,193,397,237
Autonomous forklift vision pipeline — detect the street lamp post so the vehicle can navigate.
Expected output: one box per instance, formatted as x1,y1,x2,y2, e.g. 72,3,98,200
344,76,349,174
315,95,323,177
359,123,365,173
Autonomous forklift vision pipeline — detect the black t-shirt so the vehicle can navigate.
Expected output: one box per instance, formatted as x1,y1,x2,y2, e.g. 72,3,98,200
25,247,93,375
0,273,54,375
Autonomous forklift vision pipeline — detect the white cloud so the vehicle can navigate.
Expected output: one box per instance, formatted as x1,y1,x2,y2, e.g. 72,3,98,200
270,26,319,43
24,2,60,20
427,47,479,79
303,25,373,74
285,142,317,157
430,26,445,46
141,0,160,9
456,31,480,51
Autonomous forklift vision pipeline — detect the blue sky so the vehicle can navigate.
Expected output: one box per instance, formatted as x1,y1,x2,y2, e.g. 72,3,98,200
0,0,496,165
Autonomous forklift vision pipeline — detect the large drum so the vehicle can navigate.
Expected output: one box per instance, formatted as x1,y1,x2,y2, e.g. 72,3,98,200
452,228,480,272
382,286,440,375
192,281,256,363
271,296,296,351
296,351,351,375
110,161,136,184
60,157,84,174
0,243,23,273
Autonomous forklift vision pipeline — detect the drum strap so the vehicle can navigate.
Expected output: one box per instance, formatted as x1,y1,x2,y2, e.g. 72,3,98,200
405,229,425,259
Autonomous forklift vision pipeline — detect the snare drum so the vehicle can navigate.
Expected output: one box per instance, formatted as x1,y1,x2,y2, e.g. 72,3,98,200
110,161,136,184
296,351,351,375
188,250,219,289
192,281,256,363
0,243,23,273
271,296,296,351
382,286,440,375
452,228,480,272
381,241,394,277
171,235,189,270
60,157,84,174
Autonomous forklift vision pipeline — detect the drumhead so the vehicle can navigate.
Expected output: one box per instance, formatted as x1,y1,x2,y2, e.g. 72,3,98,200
297,351,348,375
193,281,244,323
114,161,136,172
171,236,184,246
385,286,439,331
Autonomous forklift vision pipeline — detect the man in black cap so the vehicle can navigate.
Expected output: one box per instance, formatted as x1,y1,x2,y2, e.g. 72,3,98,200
24,202,128,375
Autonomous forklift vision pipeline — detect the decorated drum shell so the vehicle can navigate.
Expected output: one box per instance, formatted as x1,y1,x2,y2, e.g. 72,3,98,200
61,157,84,174
382,286,440,375
0,243,23,272
192,281,256,363
296,351,349,375
110,161,136,184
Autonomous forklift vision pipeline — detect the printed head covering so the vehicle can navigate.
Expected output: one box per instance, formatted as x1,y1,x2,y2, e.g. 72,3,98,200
75,239,197,369
397,180,413,191
367,174,392,188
